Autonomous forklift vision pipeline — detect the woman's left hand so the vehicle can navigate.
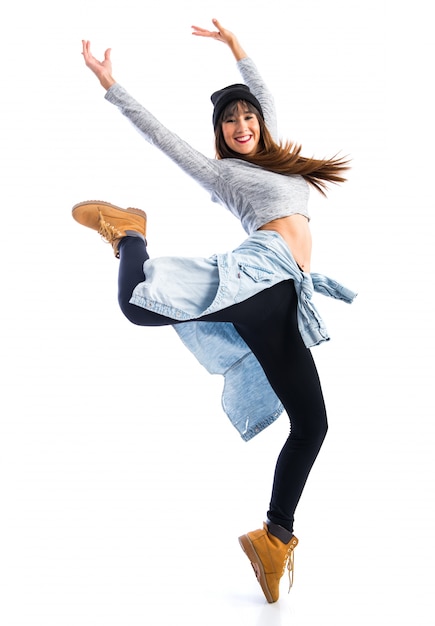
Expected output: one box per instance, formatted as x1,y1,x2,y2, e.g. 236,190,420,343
191,18,247,60
82,40,116,90
191,19,233,44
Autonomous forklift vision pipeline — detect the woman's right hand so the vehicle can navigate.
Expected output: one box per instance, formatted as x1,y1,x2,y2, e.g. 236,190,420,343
82,40,116,90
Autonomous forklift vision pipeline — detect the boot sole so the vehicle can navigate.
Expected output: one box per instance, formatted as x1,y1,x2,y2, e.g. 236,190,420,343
72,200,147,231
238,534,275,603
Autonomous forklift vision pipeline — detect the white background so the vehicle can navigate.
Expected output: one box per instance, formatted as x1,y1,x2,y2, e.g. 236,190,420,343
0,1,433,624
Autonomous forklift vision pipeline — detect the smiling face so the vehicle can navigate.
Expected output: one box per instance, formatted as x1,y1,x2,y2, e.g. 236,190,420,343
220,101,261,156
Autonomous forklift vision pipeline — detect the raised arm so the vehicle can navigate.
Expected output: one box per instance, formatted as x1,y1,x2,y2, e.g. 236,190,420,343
192,19,278,140
191,18,247,61
80,40,220,195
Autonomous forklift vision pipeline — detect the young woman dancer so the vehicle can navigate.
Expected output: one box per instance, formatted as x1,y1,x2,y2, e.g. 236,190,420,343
73,19,355,603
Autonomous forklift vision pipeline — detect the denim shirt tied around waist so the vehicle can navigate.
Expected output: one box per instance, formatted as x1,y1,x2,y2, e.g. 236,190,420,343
129,231,357,441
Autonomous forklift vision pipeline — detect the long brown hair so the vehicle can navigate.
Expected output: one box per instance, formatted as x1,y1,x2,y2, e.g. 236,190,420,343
215,101,350,196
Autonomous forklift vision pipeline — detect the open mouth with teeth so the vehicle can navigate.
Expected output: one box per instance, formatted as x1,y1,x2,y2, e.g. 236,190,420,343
235,135,253,143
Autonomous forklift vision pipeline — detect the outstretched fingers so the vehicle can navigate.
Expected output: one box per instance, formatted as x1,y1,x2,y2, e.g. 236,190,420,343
80,40,114,89
191,18,226,42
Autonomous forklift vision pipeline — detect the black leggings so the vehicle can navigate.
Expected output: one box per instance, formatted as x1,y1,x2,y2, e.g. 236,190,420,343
118,236,328,533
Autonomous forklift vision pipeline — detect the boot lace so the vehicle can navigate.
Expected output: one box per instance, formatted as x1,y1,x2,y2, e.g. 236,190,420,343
97,212,123,256
283,538,298,593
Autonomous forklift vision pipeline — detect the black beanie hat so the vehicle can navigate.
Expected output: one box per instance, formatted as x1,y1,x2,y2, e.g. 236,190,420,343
211,83,264,130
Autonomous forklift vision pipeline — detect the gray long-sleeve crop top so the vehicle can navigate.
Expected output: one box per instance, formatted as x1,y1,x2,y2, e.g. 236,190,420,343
104,57,310,234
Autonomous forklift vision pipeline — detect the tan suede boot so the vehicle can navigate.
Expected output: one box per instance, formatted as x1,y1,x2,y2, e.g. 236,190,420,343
238,522,298,603
72,200,147,258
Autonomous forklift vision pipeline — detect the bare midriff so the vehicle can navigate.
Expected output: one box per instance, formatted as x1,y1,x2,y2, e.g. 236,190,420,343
258,214,312,273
